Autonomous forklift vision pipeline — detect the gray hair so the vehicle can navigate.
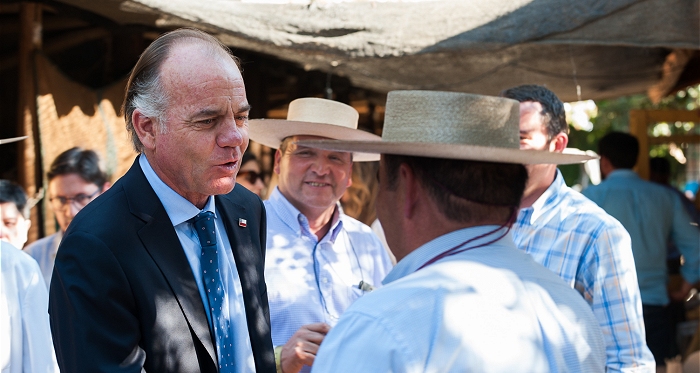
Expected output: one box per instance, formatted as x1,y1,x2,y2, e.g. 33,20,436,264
122,28,240,153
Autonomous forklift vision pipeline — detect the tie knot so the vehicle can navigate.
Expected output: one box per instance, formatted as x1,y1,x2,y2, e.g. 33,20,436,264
193,211,216,248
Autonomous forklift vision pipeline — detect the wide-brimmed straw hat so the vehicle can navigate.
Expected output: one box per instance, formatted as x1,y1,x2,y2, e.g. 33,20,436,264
0,136,28,145
248,97,381,162
296,91,596,165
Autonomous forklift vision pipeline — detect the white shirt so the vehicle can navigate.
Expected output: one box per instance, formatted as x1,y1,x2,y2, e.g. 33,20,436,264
312,226,606,373
0,240,59,373
264,188,393,366
139,154,254,372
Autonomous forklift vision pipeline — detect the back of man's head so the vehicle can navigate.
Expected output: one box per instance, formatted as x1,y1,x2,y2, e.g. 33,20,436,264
598,132,639,169
122,28,240,153
501,85,568,139
383,154,528,224
649,157,671,184
0,179,29,219
48,147,109,188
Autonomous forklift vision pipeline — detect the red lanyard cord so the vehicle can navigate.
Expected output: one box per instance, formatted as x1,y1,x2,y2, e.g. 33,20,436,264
416,205,518,271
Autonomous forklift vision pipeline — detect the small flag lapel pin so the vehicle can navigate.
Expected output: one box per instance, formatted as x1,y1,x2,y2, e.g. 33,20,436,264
238,218,247,228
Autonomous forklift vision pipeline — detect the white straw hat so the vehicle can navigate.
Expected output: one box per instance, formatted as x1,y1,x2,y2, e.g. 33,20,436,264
0,136,28,145
248,97,381,162
297,91,596,165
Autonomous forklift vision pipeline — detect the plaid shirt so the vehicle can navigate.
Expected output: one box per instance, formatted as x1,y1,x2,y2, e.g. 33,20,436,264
512,171,655,372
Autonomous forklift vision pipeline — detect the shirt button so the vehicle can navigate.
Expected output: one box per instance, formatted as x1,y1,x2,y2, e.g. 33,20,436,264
322,278,329,284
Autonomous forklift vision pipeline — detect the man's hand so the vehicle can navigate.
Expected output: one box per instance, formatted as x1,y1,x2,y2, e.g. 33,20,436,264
669,279,695,302
280,323,331,373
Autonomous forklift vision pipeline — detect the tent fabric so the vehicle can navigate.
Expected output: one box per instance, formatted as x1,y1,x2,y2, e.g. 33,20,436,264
55,0,699,101
35,53,135,235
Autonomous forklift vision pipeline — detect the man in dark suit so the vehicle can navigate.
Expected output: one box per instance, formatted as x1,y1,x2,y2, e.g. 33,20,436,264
49,28,276,373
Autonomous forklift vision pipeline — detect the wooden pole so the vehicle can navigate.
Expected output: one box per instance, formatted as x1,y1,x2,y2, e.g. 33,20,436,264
17,2,43,243
629,110,649,180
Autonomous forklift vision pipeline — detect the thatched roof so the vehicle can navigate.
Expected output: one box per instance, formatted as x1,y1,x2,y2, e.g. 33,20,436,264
53,0,700,101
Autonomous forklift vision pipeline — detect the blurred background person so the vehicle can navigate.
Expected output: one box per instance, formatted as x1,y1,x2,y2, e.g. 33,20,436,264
0,135,60,373
340,161,394,263
236,150,267,197
583,132,700,367
24,147,110,288
0,180,31,249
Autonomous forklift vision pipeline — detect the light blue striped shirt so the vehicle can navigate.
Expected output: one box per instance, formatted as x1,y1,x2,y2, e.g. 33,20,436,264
583,169,700,306
312,226,606,373
264,188,392,372
514,170,654,372
139,155,255,373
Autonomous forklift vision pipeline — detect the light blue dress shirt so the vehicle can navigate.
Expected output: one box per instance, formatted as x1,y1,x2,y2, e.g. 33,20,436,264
583,169,700,306
139,155,255,372
311,226,607,373
513,170,654,372
264,188,392,372
23,231,62,289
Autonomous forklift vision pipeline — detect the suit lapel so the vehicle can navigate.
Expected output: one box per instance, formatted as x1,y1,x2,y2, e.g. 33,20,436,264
217,195,264,293
121,160,217,365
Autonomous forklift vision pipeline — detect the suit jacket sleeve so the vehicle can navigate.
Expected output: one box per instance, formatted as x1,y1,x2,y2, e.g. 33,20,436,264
49,231,146,372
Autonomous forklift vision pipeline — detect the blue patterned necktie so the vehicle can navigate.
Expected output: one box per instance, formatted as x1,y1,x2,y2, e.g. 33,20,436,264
193,211,235,372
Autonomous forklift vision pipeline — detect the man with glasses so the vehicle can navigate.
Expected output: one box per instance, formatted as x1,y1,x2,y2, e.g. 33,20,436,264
24,147,110,288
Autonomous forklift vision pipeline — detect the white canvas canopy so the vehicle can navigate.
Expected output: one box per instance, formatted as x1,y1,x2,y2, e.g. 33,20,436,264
53,0,699,101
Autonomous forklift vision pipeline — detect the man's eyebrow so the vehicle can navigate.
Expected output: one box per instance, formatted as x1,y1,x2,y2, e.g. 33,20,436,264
192,108,225,118
236,103,252,114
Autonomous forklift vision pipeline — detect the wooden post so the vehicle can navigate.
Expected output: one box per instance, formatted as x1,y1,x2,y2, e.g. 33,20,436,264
629,110,650,180
17,2,43,242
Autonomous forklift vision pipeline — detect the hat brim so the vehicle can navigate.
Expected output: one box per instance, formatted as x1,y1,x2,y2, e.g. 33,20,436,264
295,139,597,165
0,136,28,145
249,119,381,162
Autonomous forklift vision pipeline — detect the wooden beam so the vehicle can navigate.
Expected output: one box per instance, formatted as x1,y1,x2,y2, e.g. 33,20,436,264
17,2,43,242
648,134,700,145
0,27,109,71
632,109,700,124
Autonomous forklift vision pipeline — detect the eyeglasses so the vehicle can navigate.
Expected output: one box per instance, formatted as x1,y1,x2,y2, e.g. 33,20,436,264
238,170,265,184
49,190,100,209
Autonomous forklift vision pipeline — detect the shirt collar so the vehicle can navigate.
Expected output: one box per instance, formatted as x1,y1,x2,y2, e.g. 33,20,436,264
139,154,215,226
268,187,343,242
605,169,638,180
518,169,564,225
382,225,511,285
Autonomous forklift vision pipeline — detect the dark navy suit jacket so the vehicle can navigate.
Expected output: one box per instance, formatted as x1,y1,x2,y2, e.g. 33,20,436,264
49,157,275,372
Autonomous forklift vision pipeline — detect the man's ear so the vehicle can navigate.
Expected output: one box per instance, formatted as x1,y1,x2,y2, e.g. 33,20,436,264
549,132,569,153
132,109,157,151
273,149,282,175
400,163,419,219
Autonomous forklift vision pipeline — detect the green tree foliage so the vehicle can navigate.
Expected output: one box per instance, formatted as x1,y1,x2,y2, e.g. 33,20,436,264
560,85,700,187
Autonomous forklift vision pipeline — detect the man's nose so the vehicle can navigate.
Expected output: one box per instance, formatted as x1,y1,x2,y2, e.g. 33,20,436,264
310,157,332,176
217,116,246,148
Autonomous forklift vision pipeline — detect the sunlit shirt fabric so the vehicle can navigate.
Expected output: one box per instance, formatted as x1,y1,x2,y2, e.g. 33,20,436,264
512,170,654,372
139,154,255,373
264,187,393,369
583,169,700,306
1,240,60,373
311,226,606,373
24,231,62,289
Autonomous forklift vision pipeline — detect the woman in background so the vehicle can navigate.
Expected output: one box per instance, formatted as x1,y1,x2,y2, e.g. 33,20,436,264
237,150,266,197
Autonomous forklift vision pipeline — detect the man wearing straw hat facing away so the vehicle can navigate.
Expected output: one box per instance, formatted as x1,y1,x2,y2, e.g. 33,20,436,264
249,98,393,373
299,91,606,372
